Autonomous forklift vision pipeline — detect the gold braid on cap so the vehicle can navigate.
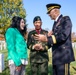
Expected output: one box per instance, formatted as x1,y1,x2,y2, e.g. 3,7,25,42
47,6,60,12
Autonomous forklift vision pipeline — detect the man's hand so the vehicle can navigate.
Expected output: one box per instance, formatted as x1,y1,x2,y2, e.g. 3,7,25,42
34,34,48,42
48,31,53,37
33,44,44,50
16,65,22,71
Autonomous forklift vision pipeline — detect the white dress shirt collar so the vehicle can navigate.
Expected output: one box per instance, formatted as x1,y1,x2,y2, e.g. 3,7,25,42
55,14,61,22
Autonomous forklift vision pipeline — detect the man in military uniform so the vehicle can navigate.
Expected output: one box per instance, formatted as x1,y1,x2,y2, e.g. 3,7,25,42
35,3,75,75
27,16,49,75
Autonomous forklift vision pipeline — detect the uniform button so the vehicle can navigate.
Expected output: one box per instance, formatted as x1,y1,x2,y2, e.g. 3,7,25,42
55,33,57,35
63,47,65,49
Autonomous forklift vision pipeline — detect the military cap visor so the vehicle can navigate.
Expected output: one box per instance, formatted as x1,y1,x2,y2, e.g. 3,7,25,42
46,3,61,14
33,16,42,23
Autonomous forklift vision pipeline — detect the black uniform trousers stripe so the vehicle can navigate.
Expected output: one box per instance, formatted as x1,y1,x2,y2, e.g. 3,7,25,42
53,63,70,75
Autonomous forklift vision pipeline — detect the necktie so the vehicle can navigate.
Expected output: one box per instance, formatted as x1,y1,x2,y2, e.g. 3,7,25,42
52,21,57,31
36,30,40,34
54,21,57,26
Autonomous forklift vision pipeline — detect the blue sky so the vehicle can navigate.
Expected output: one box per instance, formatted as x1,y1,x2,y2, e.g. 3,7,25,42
23,0,76,32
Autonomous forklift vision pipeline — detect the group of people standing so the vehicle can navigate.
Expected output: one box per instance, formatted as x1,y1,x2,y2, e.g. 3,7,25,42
5,3,75,75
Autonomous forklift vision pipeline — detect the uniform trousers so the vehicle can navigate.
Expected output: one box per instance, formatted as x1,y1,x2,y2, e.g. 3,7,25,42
53,63,70,75
9,64,26,75
31,62,48,75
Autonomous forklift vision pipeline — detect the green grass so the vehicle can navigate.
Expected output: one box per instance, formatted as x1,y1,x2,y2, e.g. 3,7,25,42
0,49,76,75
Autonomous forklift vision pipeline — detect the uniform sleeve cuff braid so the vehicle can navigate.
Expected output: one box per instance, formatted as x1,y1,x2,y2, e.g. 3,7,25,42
51,35,56,44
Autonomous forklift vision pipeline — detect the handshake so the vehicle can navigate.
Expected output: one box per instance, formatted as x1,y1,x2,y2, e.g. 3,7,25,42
34,31,53,42
32,31,53,50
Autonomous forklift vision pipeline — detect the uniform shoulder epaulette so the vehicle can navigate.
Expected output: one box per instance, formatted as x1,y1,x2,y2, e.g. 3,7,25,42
63,16,70,19
42,29,48,32
29,30,35,33
63,16,70,20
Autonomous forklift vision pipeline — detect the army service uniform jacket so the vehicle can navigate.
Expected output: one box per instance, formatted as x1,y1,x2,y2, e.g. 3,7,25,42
27,29,49,63
47,15,75,65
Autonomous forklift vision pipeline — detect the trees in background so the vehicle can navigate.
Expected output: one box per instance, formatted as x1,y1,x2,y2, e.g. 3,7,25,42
0,0,76,42
71,32,76,42
0,0,26,34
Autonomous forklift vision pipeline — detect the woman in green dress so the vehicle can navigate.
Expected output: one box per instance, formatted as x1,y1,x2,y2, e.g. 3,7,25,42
5,16,28,75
